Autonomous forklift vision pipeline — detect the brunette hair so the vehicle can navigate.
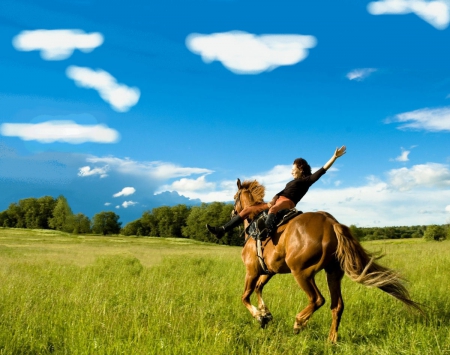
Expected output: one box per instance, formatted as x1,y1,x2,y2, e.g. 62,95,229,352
293,158,312,177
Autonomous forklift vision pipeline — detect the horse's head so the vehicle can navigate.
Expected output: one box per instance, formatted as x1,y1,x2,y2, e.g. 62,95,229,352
232,178,265,216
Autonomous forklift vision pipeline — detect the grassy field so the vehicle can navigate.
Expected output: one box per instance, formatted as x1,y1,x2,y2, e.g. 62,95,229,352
0,228,449,355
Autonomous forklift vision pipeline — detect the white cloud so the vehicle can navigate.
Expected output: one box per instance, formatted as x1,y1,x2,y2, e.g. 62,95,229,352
104,202,111,206
389,106,450,131
66,66,140,112
186,31,317,74
445,205,450,212
392,147,411,162
84,156,213,180
122,201,137,208
156,175,216,194
388,163,450,190
156,181,236,203
78,166,109,178
346,68,377,81
367,0,450,29
113,187,136,197
0,120,119,144
302,180,450,226
12,29,104,60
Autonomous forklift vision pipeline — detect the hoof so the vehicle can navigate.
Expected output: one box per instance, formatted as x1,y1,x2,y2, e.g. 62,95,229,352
257,314,273,329
293,327,300,335
264,313,273,322
328,333,338,344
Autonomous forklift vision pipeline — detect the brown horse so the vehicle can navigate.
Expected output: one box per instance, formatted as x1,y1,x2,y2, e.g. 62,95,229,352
234,178,423,343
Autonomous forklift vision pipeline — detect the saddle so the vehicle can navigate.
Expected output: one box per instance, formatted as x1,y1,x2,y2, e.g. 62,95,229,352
245,208,303,275
246,208,302,241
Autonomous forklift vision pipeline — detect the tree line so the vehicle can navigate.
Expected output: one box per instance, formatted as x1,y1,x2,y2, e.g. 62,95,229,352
0,195,241,244
0,196,121,235
0,195,448,244
349,224,449,241
120,202,242,245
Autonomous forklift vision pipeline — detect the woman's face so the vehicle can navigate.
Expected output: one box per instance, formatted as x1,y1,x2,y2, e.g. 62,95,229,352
291,164,302,179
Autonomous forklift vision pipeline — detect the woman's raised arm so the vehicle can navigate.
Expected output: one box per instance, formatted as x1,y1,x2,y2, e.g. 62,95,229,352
323,145,346,171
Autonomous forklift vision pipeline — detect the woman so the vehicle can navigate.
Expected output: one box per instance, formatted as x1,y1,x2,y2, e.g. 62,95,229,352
206,146,346,238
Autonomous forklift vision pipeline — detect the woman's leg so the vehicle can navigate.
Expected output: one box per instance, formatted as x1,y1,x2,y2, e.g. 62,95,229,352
206,203,268,238
266,198,295,233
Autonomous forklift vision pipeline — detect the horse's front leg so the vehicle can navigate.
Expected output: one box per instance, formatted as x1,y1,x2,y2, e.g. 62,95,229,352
255,274,273,328
242,270,259,316
241,271,273,328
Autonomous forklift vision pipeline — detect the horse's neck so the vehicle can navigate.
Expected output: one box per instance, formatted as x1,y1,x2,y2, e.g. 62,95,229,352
241,193,254,210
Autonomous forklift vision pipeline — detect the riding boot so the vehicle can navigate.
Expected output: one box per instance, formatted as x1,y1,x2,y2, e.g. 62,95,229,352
206,215,243,239
265,213,277,234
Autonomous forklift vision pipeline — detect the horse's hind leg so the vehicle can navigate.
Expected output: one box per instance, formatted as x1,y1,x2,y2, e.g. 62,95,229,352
326,264,345,343
292,271,325,334
255,274,273,328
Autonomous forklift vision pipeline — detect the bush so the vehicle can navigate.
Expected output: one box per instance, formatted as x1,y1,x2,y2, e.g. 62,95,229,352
423,225,446,241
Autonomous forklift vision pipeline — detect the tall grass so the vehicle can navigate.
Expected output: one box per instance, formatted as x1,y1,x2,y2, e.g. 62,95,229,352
0,229,449,354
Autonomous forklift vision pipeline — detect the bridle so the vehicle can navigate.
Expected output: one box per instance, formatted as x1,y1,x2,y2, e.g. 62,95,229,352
232,188,249,244
232,189,243,217
232,187,262,217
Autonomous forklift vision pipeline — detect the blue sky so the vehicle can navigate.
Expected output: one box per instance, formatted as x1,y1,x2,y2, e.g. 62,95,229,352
1,0,450,227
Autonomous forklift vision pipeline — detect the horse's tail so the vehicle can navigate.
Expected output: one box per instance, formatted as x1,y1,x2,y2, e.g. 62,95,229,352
332,223,424,315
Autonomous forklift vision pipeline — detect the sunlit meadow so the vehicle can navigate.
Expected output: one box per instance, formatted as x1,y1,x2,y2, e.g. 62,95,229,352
0,228,448,354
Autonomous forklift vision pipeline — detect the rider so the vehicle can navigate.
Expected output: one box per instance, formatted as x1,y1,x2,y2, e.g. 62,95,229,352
206,146,346,238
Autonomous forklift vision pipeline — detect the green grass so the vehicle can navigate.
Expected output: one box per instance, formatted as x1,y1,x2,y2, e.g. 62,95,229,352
0,228,449,354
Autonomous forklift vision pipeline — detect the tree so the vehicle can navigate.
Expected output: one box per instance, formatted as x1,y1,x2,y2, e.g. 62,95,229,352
72,213,91,234
19,198,40,229
423,225,446,241
349,225,364,241
37,196,57,229
152,206,174,237
5,203,24,228
182,204,208,241
182,202,241,244
170,204,191,238
140,211,157,236
92,211,121,235
121,219,144,236
48,196,74,232
0,211,11,227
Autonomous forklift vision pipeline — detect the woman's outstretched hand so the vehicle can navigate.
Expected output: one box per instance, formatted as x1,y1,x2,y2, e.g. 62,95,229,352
323,145,346,170
335,145,346,158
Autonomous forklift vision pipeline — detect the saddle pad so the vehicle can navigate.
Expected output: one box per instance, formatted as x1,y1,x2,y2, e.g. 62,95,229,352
246,208,303,240
276,208,303,227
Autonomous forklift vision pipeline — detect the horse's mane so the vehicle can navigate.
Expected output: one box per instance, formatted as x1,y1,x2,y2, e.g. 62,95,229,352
241,180,265,203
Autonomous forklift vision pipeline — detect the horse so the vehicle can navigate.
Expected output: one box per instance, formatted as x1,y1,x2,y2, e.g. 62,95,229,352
233,178,423,343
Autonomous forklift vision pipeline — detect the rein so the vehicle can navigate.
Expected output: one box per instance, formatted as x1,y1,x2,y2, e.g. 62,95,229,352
236,184,272,275
234,188,264,215
235,187,264,246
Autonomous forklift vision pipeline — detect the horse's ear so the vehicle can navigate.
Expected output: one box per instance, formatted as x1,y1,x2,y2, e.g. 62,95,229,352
237,178,242,189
